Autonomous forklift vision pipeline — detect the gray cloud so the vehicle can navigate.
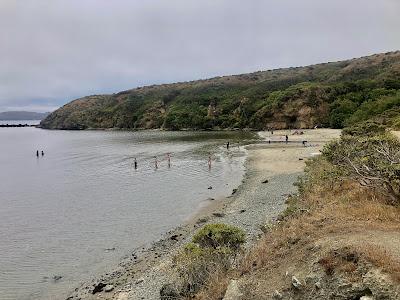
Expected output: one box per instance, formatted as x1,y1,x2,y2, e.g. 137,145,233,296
1,0,399,112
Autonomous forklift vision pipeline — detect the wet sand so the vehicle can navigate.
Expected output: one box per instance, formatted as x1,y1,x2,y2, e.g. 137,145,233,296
67,129,340,300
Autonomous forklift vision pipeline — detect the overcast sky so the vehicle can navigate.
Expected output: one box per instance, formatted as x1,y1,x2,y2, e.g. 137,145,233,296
1,0,399,112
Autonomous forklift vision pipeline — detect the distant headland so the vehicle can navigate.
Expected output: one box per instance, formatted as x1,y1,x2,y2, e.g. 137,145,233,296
0,111,49,121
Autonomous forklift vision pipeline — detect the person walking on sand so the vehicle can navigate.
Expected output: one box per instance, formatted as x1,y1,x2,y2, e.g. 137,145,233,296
154,156,158,169
36,150,39,157
285,135,288,144
134,158,137,170
208,154,212,170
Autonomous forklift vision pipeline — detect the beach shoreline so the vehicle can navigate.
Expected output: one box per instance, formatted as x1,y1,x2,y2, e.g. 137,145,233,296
66,129,341,300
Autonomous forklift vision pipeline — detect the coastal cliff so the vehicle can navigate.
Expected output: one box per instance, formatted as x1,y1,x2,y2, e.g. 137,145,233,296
41,51,400,130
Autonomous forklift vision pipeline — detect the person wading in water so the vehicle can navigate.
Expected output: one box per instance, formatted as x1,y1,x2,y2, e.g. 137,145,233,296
166,153,171,168
134,158,137,169
36,150,39,157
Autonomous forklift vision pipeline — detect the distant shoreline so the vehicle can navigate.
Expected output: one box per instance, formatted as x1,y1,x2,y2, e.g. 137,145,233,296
0,120,41,127
0,123,38,127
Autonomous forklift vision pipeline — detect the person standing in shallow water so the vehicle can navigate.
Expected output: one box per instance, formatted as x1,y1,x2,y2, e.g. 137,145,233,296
36,150,39,157
134,158,137,170
166,153,171,168
41,151,44,156
226,142,230,150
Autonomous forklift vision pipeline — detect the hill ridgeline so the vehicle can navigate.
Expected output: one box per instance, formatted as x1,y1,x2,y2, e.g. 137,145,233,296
41,51,400,130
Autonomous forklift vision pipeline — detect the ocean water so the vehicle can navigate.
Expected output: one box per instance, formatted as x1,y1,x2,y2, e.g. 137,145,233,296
0,126,252,300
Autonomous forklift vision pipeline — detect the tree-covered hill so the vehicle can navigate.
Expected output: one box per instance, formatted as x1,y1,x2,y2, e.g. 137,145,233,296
40,51,400,130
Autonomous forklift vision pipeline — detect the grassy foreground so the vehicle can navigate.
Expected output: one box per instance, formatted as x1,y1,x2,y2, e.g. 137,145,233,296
166,125,400,299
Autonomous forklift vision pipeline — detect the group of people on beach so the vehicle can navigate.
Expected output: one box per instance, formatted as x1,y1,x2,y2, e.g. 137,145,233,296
267,129,310,147
36,150,44,157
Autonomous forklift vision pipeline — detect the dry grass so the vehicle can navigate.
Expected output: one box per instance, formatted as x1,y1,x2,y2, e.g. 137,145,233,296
319,245,400,284
319,247,359,277
194,270,230,300
241,177,399,271
198,157,400,299
357,245,400,283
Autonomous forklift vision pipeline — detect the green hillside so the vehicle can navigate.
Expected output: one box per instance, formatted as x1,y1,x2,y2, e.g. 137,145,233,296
41,51,400,130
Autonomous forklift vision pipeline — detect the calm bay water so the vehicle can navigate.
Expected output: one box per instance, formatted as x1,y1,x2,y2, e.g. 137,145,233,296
0,125,251,300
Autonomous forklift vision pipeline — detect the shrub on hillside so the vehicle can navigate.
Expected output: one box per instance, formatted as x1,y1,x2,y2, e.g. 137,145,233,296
342,121,386,137
163,224,245,298
295,156,345,195
192,223,246,251
323,133,400,204
172,243,232,297
371,107,400,130
345,92,400,126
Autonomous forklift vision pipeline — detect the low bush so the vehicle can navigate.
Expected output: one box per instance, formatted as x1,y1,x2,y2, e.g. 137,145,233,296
192,223,246,251
295,156,345,194
165,224,245,298
172,244,232,297
323,133,400,204
342,121,386,137
345,92,400,126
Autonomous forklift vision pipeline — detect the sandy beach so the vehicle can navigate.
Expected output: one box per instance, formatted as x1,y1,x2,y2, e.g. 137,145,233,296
67,129,341,300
